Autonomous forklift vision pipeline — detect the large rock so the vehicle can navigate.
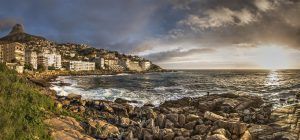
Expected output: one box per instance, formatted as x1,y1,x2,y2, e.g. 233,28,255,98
204,111,225,121
178,114,186,127
186,114,200,122
87,119,120,138
206,134,228,140
44,116,94,140
166,113,179,123
156,114,166,128
240,130,251,140
216,120,248,135
67,93,82,100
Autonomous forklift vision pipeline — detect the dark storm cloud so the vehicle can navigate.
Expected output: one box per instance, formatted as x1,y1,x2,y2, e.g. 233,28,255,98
0,0,171,52
143,48,215,62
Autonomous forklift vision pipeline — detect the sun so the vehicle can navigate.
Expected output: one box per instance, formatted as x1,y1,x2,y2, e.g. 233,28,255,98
253,45,291,70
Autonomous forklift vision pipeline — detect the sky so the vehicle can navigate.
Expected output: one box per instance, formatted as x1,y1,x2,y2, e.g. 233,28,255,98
0,0,299,69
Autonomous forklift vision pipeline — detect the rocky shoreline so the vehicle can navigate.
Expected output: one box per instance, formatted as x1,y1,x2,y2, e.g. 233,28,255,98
44,91,300,140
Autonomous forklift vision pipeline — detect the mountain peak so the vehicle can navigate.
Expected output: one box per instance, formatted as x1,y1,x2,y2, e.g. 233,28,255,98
9,24,25,35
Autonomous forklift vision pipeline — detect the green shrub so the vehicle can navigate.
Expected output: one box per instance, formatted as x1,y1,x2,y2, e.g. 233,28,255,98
0,63,54,139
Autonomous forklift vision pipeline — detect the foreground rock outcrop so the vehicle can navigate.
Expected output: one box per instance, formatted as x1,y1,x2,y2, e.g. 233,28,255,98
49,93,300,140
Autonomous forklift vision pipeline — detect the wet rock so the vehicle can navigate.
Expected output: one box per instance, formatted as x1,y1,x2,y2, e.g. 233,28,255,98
99,102,114,113
195,124,210,134
184,121,197,130
115,98,129,104
165,119,174,128
178,114,186,127
166,113,179,123
186,114,200,122
67,93,81,100
204,111,225,121
145,118,155,128
111,104,128,117
206,134,228,140
216,120,247,135
156,114,166,128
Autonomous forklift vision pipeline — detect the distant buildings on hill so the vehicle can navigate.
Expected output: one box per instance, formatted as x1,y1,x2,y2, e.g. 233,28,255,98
0,42,152,73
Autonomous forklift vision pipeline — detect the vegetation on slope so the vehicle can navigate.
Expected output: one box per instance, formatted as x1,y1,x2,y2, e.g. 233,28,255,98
0,64,54,140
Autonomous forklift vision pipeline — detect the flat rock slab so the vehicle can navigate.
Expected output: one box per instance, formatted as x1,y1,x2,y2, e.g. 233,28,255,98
44,116,95,140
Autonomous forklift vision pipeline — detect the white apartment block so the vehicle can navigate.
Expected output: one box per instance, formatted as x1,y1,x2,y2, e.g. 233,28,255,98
37,53,48,68
67,61,95,71
25,50,38,69
45,53,61,69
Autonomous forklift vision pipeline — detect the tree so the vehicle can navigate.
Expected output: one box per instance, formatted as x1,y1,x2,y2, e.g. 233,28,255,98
24,63,33,71
37,64,46,72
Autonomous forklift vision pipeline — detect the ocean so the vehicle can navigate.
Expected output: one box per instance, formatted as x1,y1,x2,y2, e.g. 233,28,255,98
51,70,300,108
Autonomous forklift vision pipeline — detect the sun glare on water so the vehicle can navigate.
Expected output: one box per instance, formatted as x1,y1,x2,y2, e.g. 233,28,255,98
254,45,291,70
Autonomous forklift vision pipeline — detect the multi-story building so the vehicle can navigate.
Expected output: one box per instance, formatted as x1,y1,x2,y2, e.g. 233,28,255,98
94,57,105,69
45,53,61,69
1,42,25,65
66,61,95,71
37,53,48,68
25,50,38,69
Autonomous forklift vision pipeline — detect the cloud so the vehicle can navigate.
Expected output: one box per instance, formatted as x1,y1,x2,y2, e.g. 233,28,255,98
178,8,256,30
0,18,18,31
143,48,215,62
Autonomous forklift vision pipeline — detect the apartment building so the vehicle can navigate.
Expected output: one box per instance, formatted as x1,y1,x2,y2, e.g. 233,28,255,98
0,44,3,63
1,42,25,65
25,50,38,69
37,53,48,68
67,61,95,71
45,53,61,69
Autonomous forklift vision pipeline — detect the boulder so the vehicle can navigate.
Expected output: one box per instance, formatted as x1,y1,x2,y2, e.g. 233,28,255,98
174,136,187,140
184,121,197,130
204,111,225,121
240,130,251,140
99,102,114,113
178,114,186,127
166,113,179,123
123,131,134,140
216,120,248,135
186,114,200,122
156,114,166,128
165,119,174,128
88,119,120,138
44,116,94,140
195,124,210,134
67,93,82,100
206,134,228,140
190,135,202,140
114,98,129,104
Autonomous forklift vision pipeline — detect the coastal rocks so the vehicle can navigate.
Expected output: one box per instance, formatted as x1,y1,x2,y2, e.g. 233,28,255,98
204,111,225,121
206,134,228,140
67,93,82,100
44,116,94,140
215,120,248,135
87,119,120,138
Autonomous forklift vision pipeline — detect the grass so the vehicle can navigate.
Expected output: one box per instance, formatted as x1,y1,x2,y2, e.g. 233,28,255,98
0,64,55,140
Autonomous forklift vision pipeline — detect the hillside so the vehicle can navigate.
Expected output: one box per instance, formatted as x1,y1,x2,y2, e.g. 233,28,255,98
0,24,46,43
